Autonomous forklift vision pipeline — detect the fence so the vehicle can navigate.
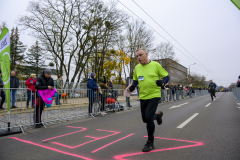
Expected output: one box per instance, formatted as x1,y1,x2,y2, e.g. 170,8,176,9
0,87,209,134
18,81,126,101
0,88,139,133
233,87,240,103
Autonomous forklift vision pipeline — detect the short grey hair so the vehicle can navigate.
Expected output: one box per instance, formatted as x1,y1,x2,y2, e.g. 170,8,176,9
136,48,147,53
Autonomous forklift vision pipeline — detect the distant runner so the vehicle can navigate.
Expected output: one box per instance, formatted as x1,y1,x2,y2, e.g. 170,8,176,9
208,80,217,101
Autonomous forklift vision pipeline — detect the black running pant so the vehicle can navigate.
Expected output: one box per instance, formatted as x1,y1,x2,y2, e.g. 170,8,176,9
140,98,160,143
35,97,44,124
209,89,215,100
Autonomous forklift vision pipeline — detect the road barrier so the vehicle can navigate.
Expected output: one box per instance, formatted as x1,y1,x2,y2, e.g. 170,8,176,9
233,88,240,103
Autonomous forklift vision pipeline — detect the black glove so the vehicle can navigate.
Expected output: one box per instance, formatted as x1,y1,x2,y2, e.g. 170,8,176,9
129,85,135,92
156,80,164,87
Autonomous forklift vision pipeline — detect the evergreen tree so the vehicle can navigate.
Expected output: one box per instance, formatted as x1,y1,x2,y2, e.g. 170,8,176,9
25,41,46,78
10,27,26,77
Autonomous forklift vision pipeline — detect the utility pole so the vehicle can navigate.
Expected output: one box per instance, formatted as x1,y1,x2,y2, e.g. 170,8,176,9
187,63,196,86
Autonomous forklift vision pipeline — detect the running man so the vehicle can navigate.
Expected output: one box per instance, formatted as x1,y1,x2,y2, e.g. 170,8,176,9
128,48,169,152
208,80,217,101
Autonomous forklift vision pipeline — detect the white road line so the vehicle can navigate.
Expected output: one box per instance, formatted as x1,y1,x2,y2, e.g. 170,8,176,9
169,102,189,109
205,103,211,107
177,113,199,129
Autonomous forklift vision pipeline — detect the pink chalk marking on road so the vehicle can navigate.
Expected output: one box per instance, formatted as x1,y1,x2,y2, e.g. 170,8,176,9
114,136,204,160
10,137,93,160
92,133,134,153
43,126,87,142
52,129,120,149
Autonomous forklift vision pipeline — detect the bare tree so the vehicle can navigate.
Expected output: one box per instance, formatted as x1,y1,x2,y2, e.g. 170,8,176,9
125,19,155,77
152,42,179,62
0,21,7,32
19,0,127,84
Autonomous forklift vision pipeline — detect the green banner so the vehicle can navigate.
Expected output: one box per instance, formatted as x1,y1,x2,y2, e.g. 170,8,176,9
0,27,11,111
231,0,240,10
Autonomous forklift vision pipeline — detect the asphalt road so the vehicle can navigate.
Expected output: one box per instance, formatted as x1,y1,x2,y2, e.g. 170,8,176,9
0,92,240,160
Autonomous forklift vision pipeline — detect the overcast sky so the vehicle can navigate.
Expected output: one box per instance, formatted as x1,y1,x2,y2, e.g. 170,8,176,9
1,0,240,87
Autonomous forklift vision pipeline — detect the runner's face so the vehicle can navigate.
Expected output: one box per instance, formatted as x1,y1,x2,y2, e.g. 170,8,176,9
136,50,148,65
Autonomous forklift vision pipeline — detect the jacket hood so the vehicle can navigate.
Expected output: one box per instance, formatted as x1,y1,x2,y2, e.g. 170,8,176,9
99,77,104,83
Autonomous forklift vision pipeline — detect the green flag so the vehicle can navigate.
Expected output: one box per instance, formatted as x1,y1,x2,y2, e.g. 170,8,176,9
231,0,240,10
0,27,11,111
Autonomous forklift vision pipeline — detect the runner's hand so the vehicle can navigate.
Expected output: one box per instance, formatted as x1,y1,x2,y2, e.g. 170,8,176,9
128,85,135,92
156,80,164,87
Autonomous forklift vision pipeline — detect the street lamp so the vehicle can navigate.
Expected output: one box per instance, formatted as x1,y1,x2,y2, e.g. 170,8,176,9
187,63,196,86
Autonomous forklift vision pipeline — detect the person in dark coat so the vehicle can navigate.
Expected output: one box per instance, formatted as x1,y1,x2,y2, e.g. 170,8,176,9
10,71,19,108
237,80,240,87
99,76,108,114
87,72,99,116
170,84,176,101
208,80,217,101
35,68,54,128
108,80,114,89
0,70,5,110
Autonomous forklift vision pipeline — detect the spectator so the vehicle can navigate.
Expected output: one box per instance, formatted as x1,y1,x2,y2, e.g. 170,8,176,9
237,80,240,87
25,74,36,108
165,83,170,102
180,85,184,99
192,87,195,97
55,75,63,105
99,76,108,115
176,84,180,100
108,80,114,89
87,72,100,117
125,84,132,108
171,84,176,101
160,84,165,103
188,86,192,97
0,70,5,110
35,68,54,128
10,71,19,108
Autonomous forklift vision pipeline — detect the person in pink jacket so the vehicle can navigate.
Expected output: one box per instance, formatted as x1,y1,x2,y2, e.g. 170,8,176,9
25,74,36,108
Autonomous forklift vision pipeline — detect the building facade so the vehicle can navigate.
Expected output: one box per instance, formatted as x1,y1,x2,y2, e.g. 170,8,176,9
154,58,187,85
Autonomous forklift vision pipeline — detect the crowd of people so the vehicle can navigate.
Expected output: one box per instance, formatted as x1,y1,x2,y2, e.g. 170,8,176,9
159,83,209,103
87,72,116,117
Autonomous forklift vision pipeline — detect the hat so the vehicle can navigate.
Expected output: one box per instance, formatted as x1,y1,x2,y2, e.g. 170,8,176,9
44,68,52,74
90,72,96,79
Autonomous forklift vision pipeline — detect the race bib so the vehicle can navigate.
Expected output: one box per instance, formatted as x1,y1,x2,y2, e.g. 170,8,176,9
138,76,144,81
